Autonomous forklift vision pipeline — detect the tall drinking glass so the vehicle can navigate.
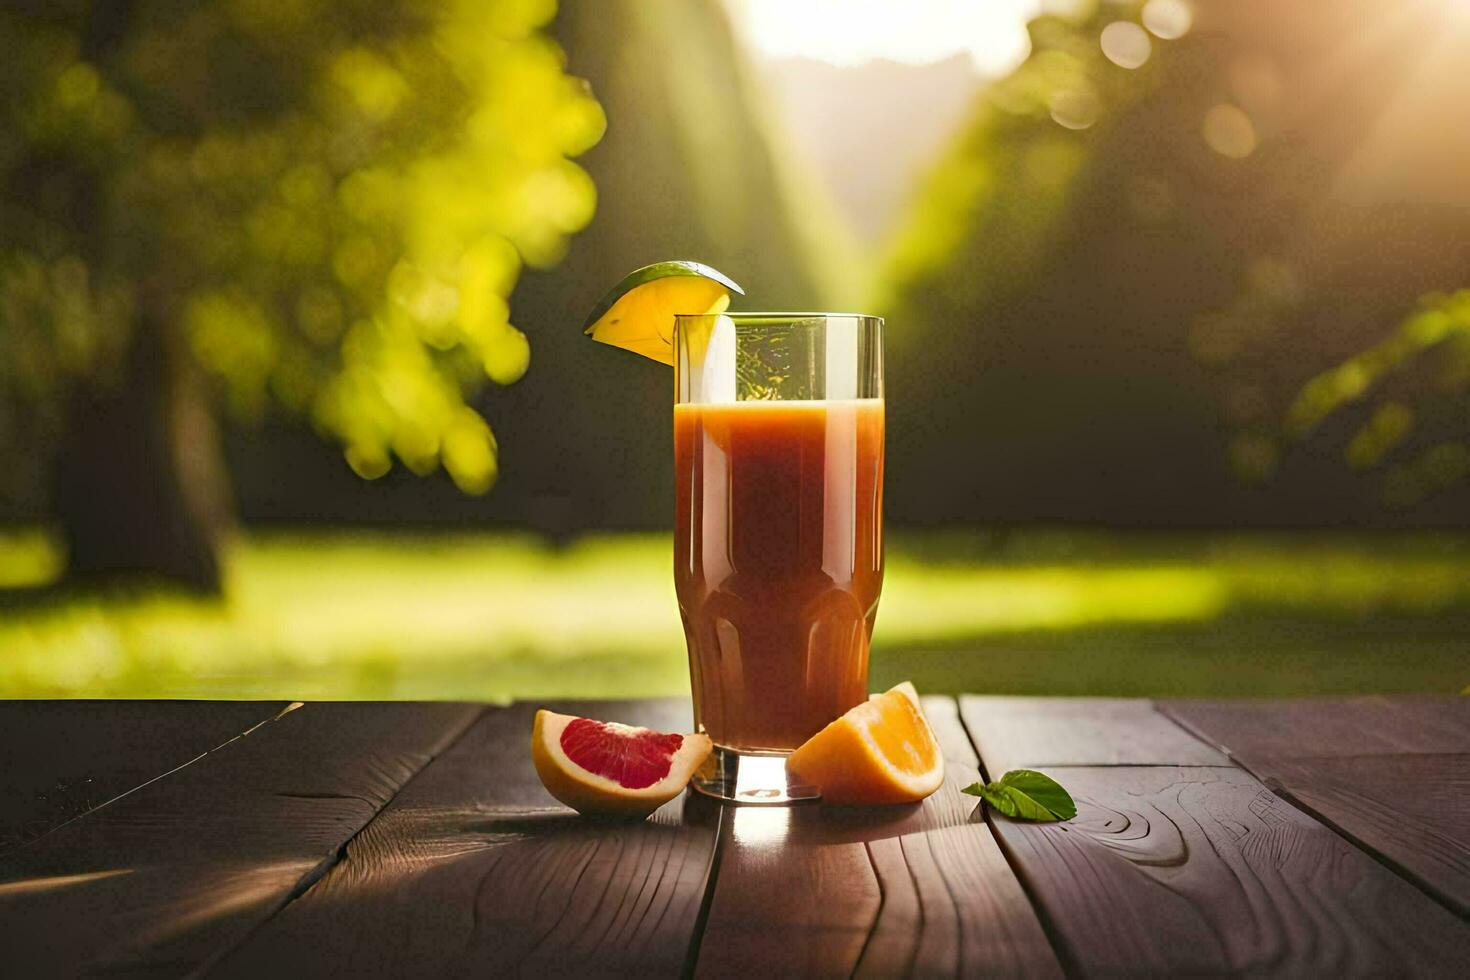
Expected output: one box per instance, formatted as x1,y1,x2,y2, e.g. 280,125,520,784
674,313,884,803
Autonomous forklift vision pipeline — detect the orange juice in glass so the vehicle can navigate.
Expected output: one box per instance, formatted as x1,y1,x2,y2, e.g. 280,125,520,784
674,313,884,802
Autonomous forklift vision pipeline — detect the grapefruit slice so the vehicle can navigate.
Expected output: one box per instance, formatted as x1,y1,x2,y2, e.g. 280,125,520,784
531,709,713,818
582,260,743,365
787,681,945,805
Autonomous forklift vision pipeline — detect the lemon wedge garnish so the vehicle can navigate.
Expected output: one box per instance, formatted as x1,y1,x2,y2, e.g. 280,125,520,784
582,260,743,365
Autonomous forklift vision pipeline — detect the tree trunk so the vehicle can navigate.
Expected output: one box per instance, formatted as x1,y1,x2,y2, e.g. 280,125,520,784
53,306,234,592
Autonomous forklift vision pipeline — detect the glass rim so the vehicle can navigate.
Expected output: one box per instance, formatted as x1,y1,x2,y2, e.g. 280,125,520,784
674,311,882,323
674,309,882,403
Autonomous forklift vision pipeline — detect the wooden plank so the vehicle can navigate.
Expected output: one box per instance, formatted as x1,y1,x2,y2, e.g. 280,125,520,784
0,701,478,977
960,696,1227,775
0,700,287,851
978,765,1470,975
213,699,721,979
1163,697,1470,916
697,804,878,978
1163,696,1470,759
856,698,1063,979
695,696,1062,979
1258,754,1470,916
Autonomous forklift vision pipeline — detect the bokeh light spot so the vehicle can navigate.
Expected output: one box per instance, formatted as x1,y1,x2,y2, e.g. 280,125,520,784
1100,22,1151,70
1142,0,1193,40
1049,89,1100,130
1203,104,1256,158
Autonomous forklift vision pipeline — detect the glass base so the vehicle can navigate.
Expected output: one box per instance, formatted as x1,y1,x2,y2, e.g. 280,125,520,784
690,745,821,805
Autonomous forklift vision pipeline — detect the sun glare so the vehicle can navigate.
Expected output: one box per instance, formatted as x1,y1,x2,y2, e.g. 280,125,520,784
723,0,1041,75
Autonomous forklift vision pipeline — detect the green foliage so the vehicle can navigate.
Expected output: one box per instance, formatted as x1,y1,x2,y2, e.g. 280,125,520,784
871,1,1253,525
1288,290,1470,507
461,0,852,531
0,0,604,492
878,1,1161,327
871,0,1470,524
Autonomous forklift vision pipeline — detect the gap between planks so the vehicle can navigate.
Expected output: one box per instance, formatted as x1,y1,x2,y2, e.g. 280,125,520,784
1257,773,1468,918
3,701,486,976
1161,701,1470,920
196,704,489,977
3,701,303,857
207,700,721,978
681,802,729,979
692,695,1063,978
952,698,1082,980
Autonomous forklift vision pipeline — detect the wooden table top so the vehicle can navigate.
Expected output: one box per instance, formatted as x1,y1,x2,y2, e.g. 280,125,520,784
1,695,1466,977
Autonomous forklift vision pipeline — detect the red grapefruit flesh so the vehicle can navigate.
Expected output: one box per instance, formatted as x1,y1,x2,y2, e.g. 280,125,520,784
558,718,685,788
532,709,713,818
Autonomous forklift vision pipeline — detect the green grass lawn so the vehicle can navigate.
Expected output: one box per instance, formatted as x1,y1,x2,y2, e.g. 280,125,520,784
1,527,1467,700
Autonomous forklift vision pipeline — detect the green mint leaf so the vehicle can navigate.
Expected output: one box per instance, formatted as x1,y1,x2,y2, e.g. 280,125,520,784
961,769,1077,822
995,769,1078,820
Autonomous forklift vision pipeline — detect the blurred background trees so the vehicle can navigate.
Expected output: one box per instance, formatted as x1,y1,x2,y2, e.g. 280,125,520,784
223,0,848,538
4,0,1470,699
0,0,604,587
3,0,1470,561
880,0,1470,528
462,0,847,539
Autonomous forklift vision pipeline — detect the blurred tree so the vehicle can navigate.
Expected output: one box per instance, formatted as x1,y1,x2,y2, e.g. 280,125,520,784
0,0,604,588
399,0,847,538
878,0,1211,526
878,0,1470,527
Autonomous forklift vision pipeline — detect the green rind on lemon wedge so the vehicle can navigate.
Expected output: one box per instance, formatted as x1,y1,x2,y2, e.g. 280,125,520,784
583,260,743,366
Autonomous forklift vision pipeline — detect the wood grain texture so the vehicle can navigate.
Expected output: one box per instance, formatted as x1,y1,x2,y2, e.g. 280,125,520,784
1164,696,1470,916
1162,696,1470,759
980,766,1470,976
1259,754,1470,916
697,804,879,979
960,696,1227,775
0,701,477,977
695,696,1061,979
213,699,719,979
0,700,286,851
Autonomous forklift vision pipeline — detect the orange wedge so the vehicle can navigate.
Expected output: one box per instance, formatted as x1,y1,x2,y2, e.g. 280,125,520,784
582,261,742,365
787,682,944,805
